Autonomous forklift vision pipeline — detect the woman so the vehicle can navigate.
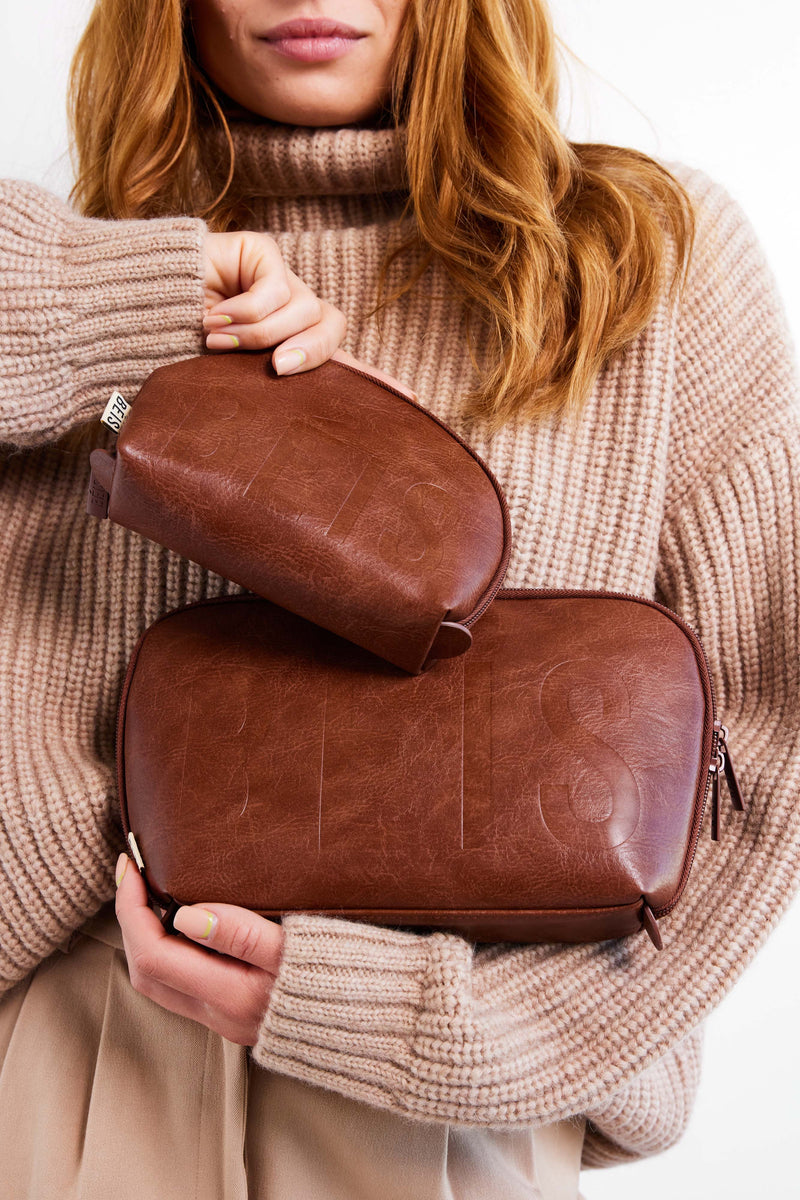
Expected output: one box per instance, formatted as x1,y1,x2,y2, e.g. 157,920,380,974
0,1,797,1196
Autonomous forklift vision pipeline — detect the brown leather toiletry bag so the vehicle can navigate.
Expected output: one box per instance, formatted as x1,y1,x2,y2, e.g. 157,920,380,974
87,351,511,673
117,589,745,949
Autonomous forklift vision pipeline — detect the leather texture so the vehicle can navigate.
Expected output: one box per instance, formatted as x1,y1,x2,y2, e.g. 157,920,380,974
118,590,717,946
87,352,511,673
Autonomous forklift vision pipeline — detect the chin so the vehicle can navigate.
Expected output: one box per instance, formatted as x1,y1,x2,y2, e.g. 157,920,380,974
263,107,381,127
237,85,385,129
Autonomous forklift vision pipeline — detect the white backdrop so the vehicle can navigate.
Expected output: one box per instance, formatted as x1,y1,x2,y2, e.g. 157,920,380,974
1,3,798,1197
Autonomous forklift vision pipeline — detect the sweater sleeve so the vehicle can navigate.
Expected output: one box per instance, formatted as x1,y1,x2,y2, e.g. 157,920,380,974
0,180,206,448
251,172,800,1163
580,1026,704,1166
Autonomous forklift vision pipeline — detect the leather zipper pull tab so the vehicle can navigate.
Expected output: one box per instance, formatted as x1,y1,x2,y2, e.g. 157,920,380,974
723,751,746,811
717,725,746,812
709,760,720,842
160,897,181,935
641,901,663,950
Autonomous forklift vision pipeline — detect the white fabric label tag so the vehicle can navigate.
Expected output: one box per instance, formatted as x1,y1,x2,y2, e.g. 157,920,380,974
101,390,131,433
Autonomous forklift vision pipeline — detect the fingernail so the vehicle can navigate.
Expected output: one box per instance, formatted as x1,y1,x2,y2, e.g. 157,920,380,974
206,333,240,350
203,313,233,328
115,853,128,888
274,348,307,375
173,907,218,941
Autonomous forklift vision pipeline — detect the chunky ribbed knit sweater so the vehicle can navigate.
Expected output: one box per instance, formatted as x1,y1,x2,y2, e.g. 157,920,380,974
1,122,798,1170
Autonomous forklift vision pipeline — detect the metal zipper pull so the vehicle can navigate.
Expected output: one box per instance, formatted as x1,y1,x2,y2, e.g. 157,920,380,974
709,757,721,841
709,722,746,841
716,723,746,812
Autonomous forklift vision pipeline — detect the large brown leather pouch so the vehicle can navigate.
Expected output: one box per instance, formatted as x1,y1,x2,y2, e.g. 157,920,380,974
87,352,510,673
117,590,744,948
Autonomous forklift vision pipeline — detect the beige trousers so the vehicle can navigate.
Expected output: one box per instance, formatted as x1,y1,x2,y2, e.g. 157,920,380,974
0,902,586,1200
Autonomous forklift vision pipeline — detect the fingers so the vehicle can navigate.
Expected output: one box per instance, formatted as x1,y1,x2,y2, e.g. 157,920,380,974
203,230,347,373
204,300,346,376
204,288,322,354
114,853,283,1045
116,855,266,998
171,902,283,976
204,272,293,331
203,230,287,311
267,300,348,376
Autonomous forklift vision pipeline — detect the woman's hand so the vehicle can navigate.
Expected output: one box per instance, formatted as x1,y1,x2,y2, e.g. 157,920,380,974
114,853,284,1046
202,230,347,375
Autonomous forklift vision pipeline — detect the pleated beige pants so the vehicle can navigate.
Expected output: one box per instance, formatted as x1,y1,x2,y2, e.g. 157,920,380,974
0,902,586,1200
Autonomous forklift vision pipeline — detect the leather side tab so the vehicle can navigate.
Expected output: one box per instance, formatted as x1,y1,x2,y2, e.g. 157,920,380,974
641,900,663,950
86,470,110,519
424,621,473,665
86,449,117,519
89,448,117,492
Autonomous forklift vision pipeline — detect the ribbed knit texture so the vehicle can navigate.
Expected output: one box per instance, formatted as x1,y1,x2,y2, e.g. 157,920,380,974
0,181,206,447
1,123,798,1170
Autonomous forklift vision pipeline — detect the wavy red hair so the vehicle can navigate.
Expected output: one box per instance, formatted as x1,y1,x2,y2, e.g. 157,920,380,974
68,0,695,431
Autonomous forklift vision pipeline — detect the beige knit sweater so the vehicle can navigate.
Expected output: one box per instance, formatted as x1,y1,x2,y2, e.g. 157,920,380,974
1,122,798,1170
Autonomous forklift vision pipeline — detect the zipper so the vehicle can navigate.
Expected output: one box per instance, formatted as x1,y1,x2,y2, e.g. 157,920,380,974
461,564,511,629
708,720,747,841
115,602,214,932
492,587,745,925
117,588,747,945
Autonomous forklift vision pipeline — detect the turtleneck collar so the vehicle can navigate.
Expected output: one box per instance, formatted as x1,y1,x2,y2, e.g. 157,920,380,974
203,119,410,200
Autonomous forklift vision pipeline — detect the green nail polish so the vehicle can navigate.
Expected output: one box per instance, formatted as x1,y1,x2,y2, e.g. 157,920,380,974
173,906,218,940
115,853,128,887
274,348,307,374
206,332,240,350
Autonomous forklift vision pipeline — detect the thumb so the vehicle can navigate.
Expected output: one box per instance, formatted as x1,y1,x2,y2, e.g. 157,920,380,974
172,903,284,974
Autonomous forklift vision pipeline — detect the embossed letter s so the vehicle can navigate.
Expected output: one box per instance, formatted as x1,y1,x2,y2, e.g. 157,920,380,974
538,660,640,851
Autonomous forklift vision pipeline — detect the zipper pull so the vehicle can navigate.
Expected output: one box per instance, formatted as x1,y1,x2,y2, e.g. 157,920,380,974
709,722,747,841
716,724,746,812
641,900,663,950
709,757,721,841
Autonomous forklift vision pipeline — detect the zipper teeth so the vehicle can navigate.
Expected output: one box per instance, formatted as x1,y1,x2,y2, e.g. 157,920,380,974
462,566,510,628
495,584,717,711
115,602,213,842
116,630,145,842
496,587,717,919
659,726,719,918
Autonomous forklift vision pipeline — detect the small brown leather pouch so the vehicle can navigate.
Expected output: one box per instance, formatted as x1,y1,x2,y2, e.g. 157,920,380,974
117,590,745,948
87,352,510,673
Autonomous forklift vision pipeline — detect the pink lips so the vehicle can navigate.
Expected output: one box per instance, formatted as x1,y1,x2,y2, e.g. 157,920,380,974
261,17,365,63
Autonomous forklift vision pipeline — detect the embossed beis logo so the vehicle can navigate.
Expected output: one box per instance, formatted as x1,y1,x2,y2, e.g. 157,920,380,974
538,659,641,850
159,650,643,858
460,656,641,854
154,398,453,571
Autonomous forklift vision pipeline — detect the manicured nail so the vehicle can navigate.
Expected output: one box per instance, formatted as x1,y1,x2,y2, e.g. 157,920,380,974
206,333,240,350
173,907,218,941
203,313,233,329
274,348,307,375
115,853,128,887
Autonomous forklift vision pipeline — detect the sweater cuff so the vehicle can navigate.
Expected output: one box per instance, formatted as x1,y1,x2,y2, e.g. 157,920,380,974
252,912,477,1122
0,180,206,447
581,1025,704,1167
